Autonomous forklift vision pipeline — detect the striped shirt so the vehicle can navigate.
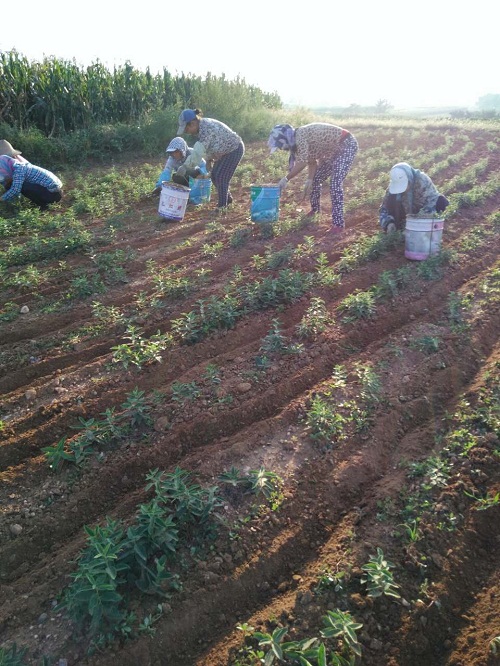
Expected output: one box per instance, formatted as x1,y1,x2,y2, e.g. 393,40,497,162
2,162,63,202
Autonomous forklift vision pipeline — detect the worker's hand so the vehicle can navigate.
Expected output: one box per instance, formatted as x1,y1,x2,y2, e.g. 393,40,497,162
278,176,288,193
303,179,313,200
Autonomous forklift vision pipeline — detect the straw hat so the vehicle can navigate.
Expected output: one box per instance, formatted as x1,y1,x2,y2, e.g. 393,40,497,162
0,139,22,157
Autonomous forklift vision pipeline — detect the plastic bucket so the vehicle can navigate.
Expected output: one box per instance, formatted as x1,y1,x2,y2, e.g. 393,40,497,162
404,216,444,261
250,185,280,222
158,182,190,221
189,177,212,205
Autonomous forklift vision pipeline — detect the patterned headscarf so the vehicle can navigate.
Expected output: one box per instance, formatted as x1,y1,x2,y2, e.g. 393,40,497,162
0,155,15,182
268,124,296,171
166,137,189,158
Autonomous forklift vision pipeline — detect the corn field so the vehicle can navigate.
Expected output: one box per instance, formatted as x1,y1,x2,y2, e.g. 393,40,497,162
0,50,282,136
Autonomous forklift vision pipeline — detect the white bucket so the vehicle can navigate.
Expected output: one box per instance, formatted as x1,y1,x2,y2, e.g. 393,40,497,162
158,182,190,222
405,215,445,261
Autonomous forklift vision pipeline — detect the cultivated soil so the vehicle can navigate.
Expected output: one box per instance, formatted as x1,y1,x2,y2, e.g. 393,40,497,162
1,123,499,666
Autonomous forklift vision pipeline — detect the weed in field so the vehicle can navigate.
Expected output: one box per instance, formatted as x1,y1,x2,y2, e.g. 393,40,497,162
314,567,349,595
410,335,441,353
464,490,500,510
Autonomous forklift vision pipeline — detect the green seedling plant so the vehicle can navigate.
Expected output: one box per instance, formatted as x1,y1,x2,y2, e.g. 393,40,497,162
398,519,422,542
464,490,500,510
306,395,349,446
296,297,333,339
248,468,283,504
121,387,153,428
338,289,377,321
111,325,171,369
42,437,75,472
260,318,303,356
320,608,363,658
171,380,201,404
410,335,441,353
361,548,401,599
314,567,349,595
354,362,382,406
315,252,342,287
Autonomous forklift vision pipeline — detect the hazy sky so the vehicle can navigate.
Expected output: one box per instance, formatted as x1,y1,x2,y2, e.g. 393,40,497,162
4,0,497,109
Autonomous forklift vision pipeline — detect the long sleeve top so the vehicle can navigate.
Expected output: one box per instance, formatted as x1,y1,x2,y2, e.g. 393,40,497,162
197,118,243,161
2,161,62,201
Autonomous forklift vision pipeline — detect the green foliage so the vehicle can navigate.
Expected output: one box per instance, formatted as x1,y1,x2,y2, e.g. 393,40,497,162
0,642,28,665
0,50,280,141
338,290,377,321
259,318,303,356
306,396,349,445
320,609,363,657
111,325,171,369
296,297,333,339
360,548,401,599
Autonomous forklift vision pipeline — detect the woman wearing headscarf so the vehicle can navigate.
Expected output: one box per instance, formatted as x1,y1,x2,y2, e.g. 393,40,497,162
177,108,244,210
0,155,63,210
268,122,358,233
152,136,208,194
379,162,449,232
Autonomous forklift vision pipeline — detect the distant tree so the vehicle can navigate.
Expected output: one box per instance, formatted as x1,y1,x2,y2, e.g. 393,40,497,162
375,99,392,114
477,94,500,111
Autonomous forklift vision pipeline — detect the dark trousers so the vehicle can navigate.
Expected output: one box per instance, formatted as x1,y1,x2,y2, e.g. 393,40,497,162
22,182,62,209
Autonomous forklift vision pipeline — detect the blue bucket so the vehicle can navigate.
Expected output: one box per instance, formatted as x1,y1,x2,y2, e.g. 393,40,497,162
189,177,212,205
250,185,280,222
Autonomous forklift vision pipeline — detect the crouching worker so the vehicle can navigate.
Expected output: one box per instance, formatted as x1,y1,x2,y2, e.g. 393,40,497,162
152,137,207,195
0,155,63,210
379,162,449,233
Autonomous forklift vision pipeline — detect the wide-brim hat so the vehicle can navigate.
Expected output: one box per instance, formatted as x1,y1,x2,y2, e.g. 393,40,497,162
0,139,21,157
388,166,409,194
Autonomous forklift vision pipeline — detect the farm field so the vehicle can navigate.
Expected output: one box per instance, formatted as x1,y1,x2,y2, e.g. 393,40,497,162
1,120,500,666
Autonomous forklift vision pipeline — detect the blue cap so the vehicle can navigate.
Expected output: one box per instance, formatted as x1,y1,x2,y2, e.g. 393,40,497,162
177,109,197,135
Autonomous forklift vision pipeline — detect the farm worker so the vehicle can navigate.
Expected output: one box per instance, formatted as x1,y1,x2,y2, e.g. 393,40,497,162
379,162,449,232
152,136,208,195
0,139,28,164
268,122,358,234
177,108,244,210
0,155,63,210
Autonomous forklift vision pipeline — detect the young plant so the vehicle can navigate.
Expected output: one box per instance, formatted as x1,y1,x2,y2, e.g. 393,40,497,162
360,548,401,599
320,608,363,658
296,297,333,339
42,437,75,472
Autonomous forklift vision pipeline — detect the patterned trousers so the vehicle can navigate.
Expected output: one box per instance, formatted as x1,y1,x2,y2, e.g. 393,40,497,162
212,142,245,208
310,134,358,228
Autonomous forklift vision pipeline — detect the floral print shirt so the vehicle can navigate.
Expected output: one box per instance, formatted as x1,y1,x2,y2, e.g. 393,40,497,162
294,123,349,162
198,118,243,161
